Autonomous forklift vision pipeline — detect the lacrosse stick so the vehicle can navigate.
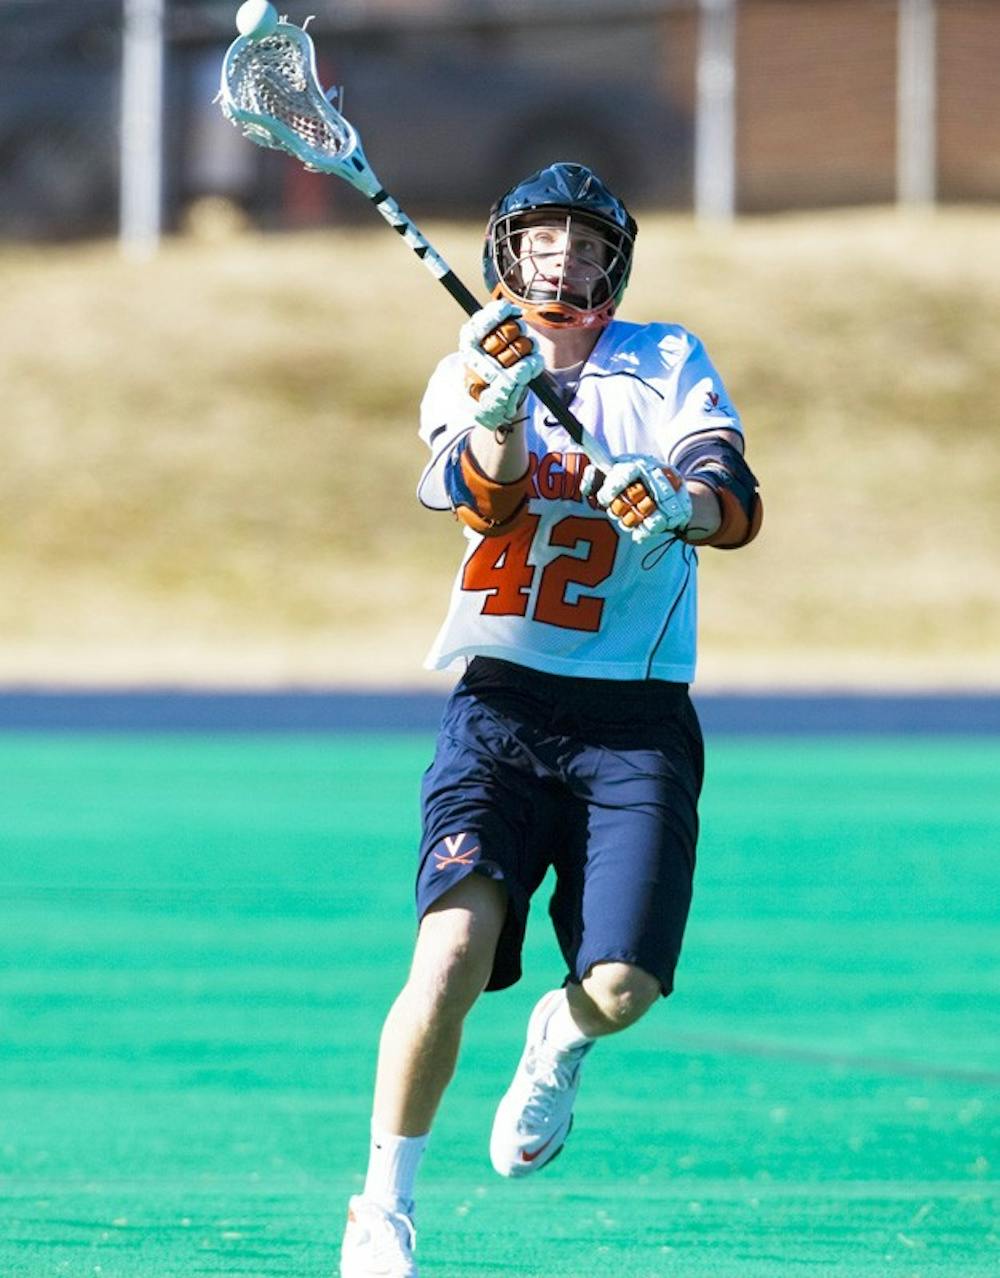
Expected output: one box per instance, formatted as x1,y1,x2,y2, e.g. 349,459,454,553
217,4,614,472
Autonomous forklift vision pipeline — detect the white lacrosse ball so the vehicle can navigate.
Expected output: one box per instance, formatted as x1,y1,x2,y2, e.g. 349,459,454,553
236,0,279,38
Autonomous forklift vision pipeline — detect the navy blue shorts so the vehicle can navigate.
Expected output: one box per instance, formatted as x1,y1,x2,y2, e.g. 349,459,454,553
416,657,704,995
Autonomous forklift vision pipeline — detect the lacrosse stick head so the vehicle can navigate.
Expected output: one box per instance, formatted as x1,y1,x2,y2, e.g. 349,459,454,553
218,17,381,197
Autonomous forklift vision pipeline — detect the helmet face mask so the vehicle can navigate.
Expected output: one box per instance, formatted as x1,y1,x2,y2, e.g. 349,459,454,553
484,163,637,330
492,209,632,329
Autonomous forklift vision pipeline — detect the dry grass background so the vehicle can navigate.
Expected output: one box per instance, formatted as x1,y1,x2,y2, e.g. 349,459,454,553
2,206,998,687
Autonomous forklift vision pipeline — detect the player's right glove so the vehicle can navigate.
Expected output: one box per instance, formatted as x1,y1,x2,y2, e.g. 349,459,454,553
581,455,693,544
460,299,544,430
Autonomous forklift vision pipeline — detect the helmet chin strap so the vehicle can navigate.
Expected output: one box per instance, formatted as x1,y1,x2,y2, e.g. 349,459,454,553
532,303,614,330
490,284,617,331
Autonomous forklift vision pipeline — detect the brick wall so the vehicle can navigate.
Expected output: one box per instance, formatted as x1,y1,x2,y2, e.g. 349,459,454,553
735,0,899,211
938,0,1000,200
718,0,1000,210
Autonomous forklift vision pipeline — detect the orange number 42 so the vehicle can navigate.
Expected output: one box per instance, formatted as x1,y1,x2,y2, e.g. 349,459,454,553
461,514,618,633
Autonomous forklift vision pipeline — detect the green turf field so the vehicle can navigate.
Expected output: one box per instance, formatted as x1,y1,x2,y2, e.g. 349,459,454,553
0,734,996,1277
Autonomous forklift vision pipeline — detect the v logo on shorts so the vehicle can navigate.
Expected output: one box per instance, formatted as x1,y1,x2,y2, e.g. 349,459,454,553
434,831,480,870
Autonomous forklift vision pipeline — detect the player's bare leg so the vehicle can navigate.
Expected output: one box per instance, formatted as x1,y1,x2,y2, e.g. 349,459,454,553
490,961,660,1177
372,873,507,1134
341,873,506,1278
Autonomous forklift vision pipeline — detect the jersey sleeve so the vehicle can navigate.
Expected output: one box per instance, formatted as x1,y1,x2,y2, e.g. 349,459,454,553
660,331,744,453
416,352,478,511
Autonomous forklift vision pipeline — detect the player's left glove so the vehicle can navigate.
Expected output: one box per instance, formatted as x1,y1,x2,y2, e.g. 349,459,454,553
581,455,693,544
459,299,544,430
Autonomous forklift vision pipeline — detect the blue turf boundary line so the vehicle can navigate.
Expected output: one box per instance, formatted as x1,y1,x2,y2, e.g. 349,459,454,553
0,689,998,734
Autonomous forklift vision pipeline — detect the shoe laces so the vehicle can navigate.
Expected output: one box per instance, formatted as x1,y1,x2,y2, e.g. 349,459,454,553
520,1042,588,1124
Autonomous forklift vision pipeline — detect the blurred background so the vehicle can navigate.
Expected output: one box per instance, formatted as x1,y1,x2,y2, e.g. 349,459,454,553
6,0,1000,239
1,0,998,688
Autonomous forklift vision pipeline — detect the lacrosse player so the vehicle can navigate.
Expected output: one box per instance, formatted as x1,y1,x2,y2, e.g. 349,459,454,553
341,162,762,1278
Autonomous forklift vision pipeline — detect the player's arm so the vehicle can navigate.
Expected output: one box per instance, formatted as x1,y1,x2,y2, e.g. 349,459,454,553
441,300,542,537
670,427,763,549
580,428,761,548
580,344,763,550
683,480,724,542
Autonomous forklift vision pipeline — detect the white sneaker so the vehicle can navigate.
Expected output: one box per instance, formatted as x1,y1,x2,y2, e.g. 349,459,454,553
340,1195,417,1278
489,990,594,1177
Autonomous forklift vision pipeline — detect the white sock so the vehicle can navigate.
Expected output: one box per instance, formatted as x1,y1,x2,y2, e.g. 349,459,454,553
540,987,595,1053
363,1125,428,1215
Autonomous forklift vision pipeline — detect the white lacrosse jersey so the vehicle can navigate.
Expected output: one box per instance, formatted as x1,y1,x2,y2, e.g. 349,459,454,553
416,320,743,682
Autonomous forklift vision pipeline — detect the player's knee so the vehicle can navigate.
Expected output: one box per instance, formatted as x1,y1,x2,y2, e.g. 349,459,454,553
408,876,506,1020
582,962,661,1029
405,932,490,1022
406,947,486,1024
